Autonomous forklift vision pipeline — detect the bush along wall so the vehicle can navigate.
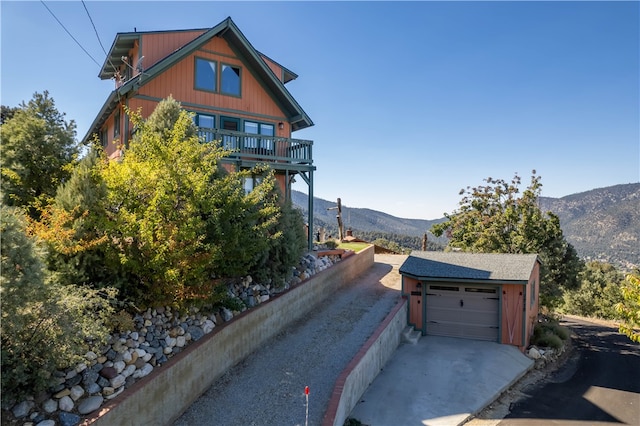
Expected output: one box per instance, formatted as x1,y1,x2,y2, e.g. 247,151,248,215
4,253,344,424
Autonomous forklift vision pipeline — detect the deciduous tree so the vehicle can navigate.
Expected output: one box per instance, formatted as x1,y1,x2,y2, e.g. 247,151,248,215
562,261,624,318
431,171,583,307
616,272,640,343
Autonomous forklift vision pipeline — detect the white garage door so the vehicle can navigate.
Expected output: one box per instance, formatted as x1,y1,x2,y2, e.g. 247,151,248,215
425,284,499,341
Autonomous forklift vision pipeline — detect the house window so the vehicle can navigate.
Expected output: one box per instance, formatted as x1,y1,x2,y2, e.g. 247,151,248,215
114,110,120,137
221,64,241,96
194,113,215,142
243,176,262,194
220,116,240,150
530,279,536,307
243,121,274,150
99,128,108,148
195,58,217,92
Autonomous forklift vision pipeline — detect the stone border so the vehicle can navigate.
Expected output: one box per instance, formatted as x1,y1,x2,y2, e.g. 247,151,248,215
82,245,374,426
322,298,408,426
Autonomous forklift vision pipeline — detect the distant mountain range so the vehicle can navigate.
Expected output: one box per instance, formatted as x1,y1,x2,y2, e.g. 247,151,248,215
292,183,640,269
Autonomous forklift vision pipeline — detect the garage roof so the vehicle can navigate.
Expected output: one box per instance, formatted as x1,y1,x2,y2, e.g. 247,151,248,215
399,252,540,283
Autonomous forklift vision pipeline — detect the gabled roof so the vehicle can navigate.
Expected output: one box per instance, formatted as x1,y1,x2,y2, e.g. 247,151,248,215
399,252,540,283
99,28,209,80
83,17,313,143
258,51,298,84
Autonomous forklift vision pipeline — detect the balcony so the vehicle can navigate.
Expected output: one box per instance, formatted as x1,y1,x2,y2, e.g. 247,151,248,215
197,128,313,168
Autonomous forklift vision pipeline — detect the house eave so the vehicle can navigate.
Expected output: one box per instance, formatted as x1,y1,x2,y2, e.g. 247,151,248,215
81,91,119,144
399,272,530,286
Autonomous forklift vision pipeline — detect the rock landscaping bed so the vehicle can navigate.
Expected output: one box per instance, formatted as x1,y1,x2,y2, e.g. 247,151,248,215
2,251,347,426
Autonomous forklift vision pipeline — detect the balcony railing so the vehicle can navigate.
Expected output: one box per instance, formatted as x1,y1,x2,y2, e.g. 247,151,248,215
197,128,313,165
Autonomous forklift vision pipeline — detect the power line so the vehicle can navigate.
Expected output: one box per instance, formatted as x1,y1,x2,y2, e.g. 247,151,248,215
40,0,101,68
81,0,136,78
81,0,111,62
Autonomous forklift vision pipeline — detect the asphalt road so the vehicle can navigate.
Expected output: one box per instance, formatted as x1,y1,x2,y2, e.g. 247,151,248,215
500,317,640,425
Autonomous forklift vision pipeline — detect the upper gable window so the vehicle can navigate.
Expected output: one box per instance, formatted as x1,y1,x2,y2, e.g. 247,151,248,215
195,58,217,92
221,64,241,96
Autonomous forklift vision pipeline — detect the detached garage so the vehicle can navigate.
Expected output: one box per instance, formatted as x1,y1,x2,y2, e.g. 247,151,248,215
399,252,541,351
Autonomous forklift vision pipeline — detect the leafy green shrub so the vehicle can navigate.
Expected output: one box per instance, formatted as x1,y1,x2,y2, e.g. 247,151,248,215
532,332,563,349
553,323,571,340
531,317,570,349
250,195,307,288
324,240,338,249
561,261,624,319
1,207,115,404
107,309,135,333
616,272,640,343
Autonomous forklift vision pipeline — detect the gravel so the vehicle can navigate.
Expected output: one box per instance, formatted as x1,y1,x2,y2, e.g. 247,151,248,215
173,255,406,426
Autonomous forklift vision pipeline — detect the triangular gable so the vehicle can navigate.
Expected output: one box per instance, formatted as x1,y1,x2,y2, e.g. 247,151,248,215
83,17,313,144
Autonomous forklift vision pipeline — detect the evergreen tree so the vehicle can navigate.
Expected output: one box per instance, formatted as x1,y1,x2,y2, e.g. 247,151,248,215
1,91,78,217
34,146,119,288
1,206,114,404
1,105,18,124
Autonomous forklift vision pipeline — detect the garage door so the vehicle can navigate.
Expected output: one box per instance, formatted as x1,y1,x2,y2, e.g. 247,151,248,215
425,284,499,341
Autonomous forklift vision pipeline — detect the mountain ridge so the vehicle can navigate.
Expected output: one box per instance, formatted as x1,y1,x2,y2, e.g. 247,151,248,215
292,183,640,268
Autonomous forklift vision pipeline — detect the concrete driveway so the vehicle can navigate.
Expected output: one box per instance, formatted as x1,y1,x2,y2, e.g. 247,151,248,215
349,336,534,426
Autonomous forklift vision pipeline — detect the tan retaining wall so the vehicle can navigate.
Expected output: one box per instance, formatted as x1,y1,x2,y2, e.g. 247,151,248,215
323,299,408,426
84,245,374,426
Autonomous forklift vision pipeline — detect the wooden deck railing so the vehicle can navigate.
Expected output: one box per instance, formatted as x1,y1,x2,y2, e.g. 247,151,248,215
198,128,313,165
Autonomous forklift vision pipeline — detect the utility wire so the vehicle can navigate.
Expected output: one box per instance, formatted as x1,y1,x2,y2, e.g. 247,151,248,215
81,0,116,71
81,0,138,77
81,0,108,56
40,0,101,68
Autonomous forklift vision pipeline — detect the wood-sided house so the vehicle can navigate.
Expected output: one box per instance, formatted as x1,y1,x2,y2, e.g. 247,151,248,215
399,252,541,351
82,17,315,247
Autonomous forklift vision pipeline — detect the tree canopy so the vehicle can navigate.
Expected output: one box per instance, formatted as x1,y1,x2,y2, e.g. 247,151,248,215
1,91,78,217
32,96,307,308
616,271,640,343
1,206,114,404
431,171,583,307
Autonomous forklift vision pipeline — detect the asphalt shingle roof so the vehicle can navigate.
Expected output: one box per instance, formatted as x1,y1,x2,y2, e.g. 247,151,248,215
399,252,540,282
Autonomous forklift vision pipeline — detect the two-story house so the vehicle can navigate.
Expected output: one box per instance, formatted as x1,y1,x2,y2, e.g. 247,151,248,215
82,17,315,247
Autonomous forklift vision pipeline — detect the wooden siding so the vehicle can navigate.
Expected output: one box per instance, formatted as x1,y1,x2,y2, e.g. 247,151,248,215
501,284,524,348
404,278,423,331
133,35,290,134
140,30,207,71
261,55,284,82
102,109,124,159
523,262,540,349
127,97,160,119
138,54,286,122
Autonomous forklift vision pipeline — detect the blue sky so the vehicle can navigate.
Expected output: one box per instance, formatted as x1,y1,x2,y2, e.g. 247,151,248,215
2,1,638,220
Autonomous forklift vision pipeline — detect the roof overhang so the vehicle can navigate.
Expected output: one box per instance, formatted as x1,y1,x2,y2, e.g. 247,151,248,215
99,33,139,80
86,17,313,141
399,251,540,283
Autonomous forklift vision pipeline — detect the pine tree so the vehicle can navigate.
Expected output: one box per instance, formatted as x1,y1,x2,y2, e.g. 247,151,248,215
0,207,114,404
1,91,78,217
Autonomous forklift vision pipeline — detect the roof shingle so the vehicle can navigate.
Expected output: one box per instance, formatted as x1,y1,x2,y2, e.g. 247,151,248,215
399,251,539,282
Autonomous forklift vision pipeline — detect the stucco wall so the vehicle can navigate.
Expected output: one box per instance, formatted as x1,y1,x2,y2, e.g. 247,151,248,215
84,245,374,426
